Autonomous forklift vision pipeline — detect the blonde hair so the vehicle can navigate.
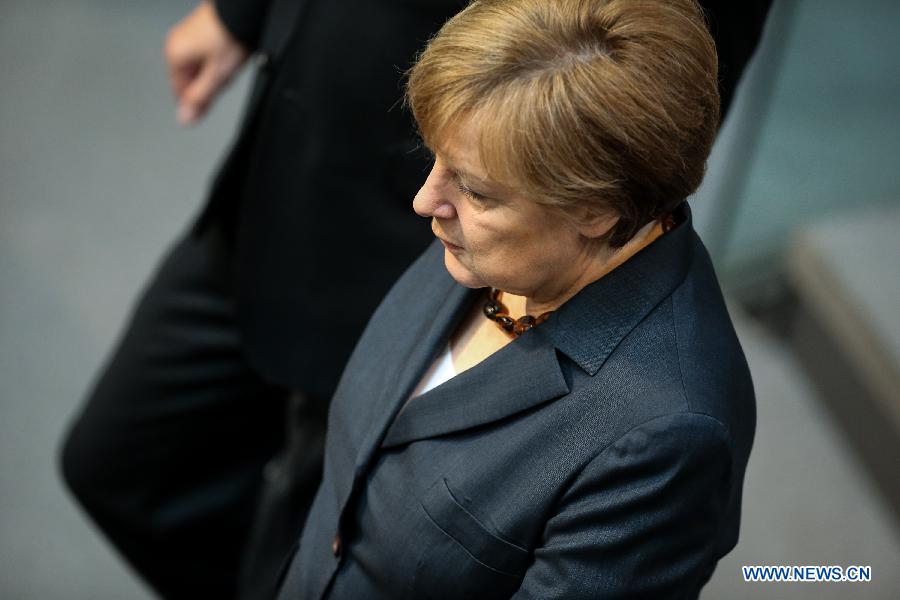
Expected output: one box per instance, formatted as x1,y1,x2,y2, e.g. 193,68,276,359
406,0,719,246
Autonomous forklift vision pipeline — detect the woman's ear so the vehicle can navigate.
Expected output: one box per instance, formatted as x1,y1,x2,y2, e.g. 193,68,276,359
571,206,620,240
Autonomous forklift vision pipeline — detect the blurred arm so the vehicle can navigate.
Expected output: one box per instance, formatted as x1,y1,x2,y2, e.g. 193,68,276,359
164,1,261,124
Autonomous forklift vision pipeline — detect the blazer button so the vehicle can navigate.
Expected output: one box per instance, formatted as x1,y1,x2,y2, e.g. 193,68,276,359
331,533,342,558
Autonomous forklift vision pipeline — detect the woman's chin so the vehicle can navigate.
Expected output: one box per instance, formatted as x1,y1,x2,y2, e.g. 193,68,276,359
443,250,485,289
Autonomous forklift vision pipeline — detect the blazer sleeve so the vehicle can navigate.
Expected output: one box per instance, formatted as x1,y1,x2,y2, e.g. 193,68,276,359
511,412,734,599
213,0,274,48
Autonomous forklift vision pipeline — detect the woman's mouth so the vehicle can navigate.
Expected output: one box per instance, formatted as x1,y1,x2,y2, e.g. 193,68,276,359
437,236,464,252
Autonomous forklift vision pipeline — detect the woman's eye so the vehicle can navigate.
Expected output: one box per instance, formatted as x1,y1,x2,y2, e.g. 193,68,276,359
457,182,486,201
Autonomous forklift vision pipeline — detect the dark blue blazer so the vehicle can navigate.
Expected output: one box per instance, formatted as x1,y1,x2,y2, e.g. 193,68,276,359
274,202,755,599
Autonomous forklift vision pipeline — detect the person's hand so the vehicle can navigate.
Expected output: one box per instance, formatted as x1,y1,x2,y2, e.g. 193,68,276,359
164,1,249,125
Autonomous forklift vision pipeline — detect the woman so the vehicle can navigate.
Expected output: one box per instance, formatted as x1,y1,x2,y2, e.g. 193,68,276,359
274,0,754,598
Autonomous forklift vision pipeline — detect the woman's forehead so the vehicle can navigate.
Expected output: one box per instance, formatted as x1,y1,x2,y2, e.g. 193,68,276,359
427,109,532,198
433,129,488,180
434,115,508,182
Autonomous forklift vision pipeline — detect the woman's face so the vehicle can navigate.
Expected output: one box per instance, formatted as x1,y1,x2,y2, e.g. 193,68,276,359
412,120,609,304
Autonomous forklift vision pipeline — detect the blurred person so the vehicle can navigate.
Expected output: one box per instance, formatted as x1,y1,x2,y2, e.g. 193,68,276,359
273,0,754,596
59,0,770,598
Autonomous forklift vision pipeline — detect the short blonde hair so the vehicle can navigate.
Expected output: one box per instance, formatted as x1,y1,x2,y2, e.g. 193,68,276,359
406,0,719,246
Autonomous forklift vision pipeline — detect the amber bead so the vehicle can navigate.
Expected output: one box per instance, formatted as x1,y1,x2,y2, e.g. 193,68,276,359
496,315,515,331
482,288,553,338
513,316,535,336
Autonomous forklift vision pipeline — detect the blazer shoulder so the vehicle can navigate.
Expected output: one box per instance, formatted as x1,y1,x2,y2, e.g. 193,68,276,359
571,236,753,453
602,411,732,460
669,239,755,437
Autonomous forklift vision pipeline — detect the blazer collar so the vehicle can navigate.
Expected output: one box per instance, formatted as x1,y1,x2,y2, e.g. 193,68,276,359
549,200,694,375
377,201,695,449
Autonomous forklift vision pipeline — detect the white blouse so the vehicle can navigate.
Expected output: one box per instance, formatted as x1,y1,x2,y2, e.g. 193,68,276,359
402,342,457,410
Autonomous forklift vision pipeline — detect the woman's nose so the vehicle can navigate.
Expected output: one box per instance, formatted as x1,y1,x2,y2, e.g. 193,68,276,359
413,164,457,220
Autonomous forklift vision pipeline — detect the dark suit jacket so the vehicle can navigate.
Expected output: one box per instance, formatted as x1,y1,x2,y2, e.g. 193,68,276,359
273,201,756,599
203,0,771,400
205,0,468,399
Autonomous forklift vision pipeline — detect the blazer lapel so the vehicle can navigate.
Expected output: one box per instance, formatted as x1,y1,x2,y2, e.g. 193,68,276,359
350,276,478,476
381,324,570,448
